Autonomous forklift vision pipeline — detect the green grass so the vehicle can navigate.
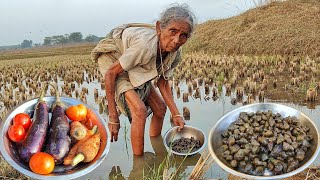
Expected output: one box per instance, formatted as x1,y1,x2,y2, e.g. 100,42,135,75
218,84,223,94
217,72,224,83
142,153,188,180
308,79,318,89
141,136,198,180
298,80,318,94
123,121,130,159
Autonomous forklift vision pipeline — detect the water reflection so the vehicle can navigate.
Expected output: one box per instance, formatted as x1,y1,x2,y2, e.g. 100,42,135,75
109,166,125,180
107,135,201,180
128,136,167,179
306,102,317,110
1,76,317,179
1,54,320,179
69,78,319,180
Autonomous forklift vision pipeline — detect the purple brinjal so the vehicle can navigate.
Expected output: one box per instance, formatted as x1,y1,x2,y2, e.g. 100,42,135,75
18,87,49,162
45,83,71,164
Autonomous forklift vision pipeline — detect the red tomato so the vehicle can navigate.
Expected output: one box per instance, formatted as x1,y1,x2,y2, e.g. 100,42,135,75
66,104,87,121
29,152,55,175
13,113,32,131
8,125,26,142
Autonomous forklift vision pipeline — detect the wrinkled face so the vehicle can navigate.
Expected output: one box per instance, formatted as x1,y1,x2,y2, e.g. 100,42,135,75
156,19,191,53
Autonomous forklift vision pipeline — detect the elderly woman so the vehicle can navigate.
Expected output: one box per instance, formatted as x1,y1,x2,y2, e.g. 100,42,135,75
91,4,196,156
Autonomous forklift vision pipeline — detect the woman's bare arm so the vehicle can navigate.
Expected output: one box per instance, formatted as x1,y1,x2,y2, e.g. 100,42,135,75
105,61,124,122
105,61,124,142
157,76,184,130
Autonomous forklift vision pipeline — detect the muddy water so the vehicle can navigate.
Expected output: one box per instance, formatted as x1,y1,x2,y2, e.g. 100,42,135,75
74,79,320,180
1,74,319,179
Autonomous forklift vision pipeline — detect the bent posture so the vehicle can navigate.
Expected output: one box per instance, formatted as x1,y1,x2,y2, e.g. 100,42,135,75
91,4,196,155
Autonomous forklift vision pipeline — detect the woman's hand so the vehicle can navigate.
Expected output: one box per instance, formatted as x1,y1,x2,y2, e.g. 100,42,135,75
172,115,185,131
108,115,120,142
104,61,124,142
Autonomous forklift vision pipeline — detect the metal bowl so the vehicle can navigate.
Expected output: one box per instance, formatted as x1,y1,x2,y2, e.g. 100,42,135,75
163,125,207,156
0,97,111,180
208,103,320,179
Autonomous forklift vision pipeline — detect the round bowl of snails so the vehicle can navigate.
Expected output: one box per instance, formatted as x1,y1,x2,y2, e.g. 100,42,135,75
208,103,319,179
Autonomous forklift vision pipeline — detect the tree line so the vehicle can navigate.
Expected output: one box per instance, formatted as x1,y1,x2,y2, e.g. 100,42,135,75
43,32,102,46
14,32,103,49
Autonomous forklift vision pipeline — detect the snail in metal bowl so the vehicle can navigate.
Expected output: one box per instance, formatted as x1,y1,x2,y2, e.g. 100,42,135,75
221,110,313,176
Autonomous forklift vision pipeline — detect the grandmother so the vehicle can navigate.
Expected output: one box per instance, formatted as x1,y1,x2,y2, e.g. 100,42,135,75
91,4,196,156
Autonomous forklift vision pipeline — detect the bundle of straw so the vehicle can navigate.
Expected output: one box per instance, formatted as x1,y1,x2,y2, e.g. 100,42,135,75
189,150,215,179
283,165,320,180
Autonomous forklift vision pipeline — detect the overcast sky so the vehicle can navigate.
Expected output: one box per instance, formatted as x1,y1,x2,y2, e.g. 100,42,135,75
0,0,256,46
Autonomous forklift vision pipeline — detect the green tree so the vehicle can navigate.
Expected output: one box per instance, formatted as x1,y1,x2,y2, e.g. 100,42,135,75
51,35,68,45
69,32,83,42
84,34,101,42
64,34,70,43
21,40,32,48
43,37,52,45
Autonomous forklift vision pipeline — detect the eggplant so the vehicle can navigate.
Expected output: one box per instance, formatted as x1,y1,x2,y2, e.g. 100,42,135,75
18,87,49,162
45,83,71,164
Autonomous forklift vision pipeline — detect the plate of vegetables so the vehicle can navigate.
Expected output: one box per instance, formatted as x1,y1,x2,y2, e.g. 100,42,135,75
0,83,111,179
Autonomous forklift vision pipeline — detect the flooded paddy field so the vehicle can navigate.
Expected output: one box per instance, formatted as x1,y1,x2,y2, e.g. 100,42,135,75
0,52,319,179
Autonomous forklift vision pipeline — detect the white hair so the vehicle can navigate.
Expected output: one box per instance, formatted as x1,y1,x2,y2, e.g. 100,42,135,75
159,3,197,34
